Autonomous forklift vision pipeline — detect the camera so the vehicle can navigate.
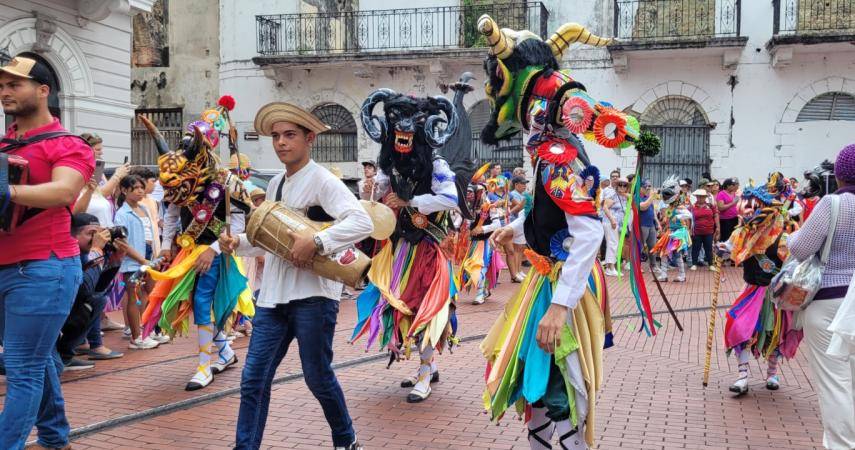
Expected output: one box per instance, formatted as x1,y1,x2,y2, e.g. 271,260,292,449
103,225,128,252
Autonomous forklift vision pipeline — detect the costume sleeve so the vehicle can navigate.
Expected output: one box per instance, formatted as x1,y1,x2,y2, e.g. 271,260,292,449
787,195,830,261
480,221,502,234
409,159,458,214
788,199,803,217
314,175,374,255
208,210,246,254
551,213,603,308
160,203,181,249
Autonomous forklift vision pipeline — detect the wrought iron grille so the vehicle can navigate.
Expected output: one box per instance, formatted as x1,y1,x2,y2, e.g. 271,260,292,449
131,108,184,165
641,125,710,186
773,0,855,34
470,132,525,171
613,0,741,41
312,104,358,163
257,2,548,55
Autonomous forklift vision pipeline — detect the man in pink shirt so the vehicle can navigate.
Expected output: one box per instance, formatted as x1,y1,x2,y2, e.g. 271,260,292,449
0,55,94,450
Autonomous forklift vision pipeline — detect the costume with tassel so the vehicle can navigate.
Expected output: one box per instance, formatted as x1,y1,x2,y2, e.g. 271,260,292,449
138,96,254,391
352,76,477,403
720,181,802,394
475,15,656,449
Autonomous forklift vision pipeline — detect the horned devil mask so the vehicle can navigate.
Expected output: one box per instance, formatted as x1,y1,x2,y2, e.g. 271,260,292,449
361,89,459,195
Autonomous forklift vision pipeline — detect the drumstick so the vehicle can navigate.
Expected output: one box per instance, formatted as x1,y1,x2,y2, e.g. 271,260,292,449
703,254,723,387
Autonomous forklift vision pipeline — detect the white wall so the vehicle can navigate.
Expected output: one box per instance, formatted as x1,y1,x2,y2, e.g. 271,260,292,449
220,0,855,182
0,0,138,165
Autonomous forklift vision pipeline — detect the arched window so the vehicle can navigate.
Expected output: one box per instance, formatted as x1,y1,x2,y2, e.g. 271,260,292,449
311,103,357,163
640,96,710,186
640,96,707,126
796,92,855,122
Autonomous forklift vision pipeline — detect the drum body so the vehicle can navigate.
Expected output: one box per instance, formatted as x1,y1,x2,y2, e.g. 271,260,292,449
246,200,371,288
1,155,29,234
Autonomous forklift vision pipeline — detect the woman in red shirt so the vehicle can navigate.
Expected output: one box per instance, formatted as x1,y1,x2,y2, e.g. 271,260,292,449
690,190,719,270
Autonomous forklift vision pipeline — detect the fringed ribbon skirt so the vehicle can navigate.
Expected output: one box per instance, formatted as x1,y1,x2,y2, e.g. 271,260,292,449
351,238,459,354
724,284,803,359
458,238,506,293
651,227,691,258
479,262,605,447
141,245,254,337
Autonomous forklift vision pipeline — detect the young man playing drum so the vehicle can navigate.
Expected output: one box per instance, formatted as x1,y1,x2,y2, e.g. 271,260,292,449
219,103,372,450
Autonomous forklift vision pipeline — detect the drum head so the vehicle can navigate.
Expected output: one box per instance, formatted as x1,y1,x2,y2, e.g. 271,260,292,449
360,200,396,240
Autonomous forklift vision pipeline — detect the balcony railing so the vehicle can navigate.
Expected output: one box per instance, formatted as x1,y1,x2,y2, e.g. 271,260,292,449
613,0,741,41
773,0,855,35
256,2,548,56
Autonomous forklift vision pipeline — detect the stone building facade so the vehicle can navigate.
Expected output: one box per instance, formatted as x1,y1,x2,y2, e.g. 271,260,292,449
220,1,853,182
130,0,220,164
1,0,153,164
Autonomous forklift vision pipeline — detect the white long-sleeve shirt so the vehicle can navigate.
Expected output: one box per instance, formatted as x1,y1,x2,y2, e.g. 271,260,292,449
235,160,374,307
408,158,459,214
508,208,603,309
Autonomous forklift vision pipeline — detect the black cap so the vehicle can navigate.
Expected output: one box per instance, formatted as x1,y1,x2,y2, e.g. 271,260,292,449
71,213,100,230
512,176,528,185
0,55,54,87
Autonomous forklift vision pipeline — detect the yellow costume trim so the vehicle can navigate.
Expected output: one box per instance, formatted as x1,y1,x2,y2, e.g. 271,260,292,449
572,289,605,447
366,243,414,315
146,244,211,281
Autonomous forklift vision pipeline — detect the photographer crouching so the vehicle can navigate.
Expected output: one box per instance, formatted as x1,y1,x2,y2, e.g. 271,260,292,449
0,55,95,450
56,214,126,370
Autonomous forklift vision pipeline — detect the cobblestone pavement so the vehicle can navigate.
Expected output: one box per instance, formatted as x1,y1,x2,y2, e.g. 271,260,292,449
2,265,826,449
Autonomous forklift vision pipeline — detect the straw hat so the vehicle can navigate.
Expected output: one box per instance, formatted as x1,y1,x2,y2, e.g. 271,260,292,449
253,102,330,136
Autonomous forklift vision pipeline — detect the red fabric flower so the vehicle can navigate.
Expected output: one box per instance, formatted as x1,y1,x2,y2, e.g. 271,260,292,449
536,139,578,166
217,95,236,111
561,97,594,134
593,109,627,148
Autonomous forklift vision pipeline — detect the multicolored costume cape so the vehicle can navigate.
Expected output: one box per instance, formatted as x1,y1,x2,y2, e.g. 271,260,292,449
723,183,802,360
458,180,507,302
350,77,479,403
474,15,658,448
137,96,254,390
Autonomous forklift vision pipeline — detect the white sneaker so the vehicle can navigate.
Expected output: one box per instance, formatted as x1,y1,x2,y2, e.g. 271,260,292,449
729,376,749,395
516,271,526,280
122,327,131,340
604,268,619,277
622,262,630,272
150,332,170,344
472,294,485,305
690,265,698,271
129,336,160,350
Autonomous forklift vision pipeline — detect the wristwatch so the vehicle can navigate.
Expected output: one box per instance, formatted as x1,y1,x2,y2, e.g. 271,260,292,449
313,235,324,254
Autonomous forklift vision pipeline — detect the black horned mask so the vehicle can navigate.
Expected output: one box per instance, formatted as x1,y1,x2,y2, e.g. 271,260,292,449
361,89,459,194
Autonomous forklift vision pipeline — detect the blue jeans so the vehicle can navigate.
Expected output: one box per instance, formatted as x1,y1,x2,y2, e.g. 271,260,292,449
0,255,81,449
193,254,221,326
235,297,354,449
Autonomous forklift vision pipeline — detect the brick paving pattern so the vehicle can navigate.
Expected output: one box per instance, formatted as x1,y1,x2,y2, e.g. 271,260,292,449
1,266,826,449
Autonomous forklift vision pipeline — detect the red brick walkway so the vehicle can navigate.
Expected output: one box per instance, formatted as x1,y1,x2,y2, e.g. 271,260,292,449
1,266,826,449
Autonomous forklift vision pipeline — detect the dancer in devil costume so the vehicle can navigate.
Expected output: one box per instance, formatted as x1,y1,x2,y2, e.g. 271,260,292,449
459,167,507,305
474,14,655,450
718,178,802,395
138,96,255,391
651,176,692,283
351,75,475,403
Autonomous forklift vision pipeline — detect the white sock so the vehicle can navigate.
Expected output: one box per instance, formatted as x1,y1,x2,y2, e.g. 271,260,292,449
196,325,214,377
555,419,586,450
527,406,554,450
213,330,235,363
412,346,435,394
